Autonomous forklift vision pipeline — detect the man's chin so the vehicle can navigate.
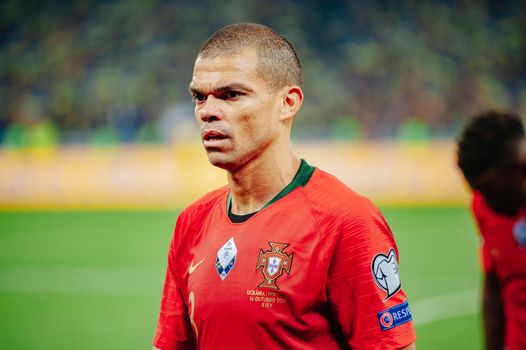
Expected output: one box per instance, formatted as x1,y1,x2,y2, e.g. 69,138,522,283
207,153,236,171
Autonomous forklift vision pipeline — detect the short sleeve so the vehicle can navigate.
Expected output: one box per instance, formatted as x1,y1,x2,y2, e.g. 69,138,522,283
326,206,416,349
153,215,196,350
471,192,495,273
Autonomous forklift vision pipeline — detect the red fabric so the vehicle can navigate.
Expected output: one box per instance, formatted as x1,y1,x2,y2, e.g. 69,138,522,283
472,191,526,350
154,168,416,349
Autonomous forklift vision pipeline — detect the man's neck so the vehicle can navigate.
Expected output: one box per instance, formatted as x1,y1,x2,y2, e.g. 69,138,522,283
227,152,301,215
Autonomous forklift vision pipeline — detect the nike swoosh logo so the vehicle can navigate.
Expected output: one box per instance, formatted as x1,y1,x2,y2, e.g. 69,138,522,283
189,258,206,275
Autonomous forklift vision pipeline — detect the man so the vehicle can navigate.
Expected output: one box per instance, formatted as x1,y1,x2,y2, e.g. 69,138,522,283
153,23,416,350
457,110,526,350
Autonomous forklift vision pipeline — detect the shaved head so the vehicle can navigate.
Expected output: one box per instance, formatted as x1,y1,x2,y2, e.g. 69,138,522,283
198,23,303,90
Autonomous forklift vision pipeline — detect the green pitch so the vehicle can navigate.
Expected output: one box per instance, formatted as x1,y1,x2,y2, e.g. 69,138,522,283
0,207,482,349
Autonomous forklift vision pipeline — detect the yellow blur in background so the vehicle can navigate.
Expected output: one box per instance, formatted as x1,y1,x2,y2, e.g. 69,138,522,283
0,141,469,210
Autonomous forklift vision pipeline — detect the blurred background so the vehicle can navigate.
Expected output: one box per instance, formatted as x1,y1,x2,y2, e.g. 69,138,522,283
2,0,525,146
1,0,524,349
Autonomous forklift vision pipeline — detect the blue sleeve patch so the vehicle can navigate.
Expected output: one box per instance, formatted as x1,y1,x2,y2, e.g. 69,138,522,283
377,301,412,331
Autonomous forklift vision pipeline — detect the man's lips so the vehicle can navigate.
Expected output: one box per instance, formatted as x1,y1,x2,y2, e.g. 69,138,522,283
202,130,229,147
202,130,227,141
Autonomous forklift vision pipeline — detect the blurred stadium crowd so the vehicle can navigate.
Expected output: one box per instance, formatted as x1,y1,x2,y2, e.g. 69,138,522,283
1,0,525,148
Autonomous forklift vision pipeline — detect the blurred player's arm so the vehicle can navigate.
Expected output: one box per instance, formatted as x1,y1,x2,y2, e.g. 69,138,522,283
483,271,505,350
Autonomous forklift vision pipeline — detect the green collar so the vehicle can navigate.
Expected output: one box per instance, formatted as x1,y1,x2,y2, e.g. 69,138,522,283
227,159,315,222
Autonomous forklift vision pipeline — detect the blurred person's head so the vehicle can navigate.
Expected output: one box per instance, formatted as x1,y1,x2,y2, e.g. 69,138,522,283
457,110,526,216
189,23,304,172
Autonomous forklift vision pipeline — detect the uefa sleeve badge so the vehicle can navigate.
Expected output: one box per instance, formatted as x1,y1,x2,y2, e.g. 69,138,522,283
372,248,401,299
377,301,412,331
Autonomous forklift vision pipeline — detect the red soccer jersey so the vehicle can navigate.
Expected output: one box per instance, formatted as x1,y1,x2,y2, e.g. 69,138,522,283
472,191,526,350
154,160,416,349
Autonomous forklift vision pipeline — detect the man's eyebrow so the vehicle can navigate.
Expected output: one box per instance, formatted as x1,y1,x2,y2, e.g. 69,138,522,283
189,83,253,95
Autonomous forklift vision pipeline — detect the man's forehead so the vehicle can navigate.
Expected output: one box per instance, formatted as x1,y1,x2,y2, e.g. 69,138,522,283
194,48,259,73
189,72,258,93
189,50,264,91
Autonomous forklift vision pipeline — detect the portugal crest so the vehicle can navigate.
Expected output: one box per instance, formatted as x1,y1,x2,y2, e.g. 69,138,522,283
256,242,293,290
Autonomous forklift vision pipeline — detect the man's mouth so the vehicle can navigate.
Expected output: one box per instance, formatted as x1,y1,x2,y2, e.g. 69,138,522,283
203,130,228,146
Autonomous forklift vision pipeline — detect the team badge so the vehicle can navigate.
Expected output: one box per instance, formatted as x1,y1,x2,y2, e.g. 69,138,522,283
256,242,293,290
513,217,526,248
216,237,237,280
372,248,401,299
377,301,412,331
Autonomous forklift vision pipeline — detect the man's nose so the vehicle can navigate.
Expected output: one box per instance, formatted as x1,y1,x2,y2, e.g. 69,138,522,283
198,96,222,123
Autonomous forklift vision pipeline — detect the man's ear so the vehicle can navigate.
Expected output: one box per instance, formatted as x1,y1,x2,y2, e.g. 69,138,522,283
280,86,303,121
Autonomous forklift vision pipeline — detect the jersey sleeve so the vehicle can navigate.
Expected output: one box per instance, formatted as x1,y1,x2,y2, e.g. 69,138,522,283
471,192,495,273
153,214,196,350
326,204,416,349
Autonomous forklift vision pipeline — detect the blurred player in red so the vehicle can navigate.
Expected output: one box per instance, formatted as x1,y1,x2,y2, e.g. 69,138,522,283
153,23,416,350
457,111,526,350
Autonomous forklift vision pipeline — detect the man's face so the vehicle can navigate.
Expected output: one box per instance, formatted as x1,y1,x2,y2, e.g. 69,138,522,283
189,49,284,172
476,138,526,216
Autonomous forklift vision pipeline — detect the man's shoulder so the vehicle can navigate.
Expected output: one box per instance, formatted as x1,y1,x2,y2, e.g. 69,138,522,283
304,167,379,217
180,186,229,218
303,167,391,244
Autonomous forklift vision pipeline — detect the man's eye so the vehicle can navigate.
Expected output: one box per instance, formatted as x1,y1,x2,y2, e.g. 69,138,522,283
192,94,206,103
222,91,242,99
